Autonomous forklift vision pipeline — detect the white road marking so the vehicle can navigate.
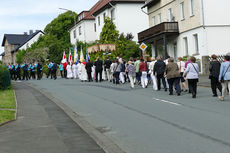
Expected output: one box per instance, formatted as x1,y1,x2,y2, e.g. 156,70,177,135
153,98,182,106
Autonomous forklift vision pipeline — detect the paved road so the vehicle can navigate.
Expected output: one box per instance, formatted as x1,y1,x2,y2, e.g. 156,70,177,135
26,78,230,153
0,82,105,153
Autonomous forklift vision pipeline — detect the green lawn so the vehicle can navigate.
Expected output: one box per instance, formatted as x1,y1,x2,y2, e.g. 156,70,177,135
0,89,16,109
0,110,15,124
0,88,16,124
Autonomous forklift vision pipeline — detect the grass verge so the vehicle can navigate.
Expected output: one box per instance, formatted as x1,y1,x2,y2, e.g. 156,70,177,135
0,110,15,124
0,88,16,109
0,88,16,124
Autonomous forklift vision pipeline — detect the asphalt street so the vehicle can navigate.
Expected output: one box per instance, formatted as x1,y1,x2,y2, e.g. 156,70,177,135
26,78,230,153
0,82,105,153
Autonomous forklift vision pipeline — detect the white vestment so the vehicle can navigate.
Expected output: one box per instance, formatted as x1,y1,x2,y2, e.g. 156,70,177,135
67,65,73,79
72,64,78,79
80,63,87,81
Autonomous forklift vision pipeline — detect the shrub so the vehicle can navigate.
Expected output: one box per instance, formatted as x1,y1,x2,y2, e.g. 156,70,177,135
0,65,11,90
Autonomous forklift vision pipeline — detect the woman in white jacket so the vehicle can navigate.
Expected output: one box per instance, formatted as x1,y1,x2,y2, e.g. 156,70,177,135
184,57,199,98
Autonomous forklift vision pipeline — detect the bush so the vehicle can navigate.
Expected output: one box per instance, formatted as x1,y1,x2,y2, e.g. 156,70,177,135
0,65,11,90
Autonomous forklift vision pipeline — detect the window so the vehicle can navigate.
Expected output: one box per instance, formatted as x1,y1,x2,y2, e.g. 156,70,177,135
98,16,100,26
79,26,82,35
73,30,76,38
158,13,162,23
152,16,156,26
183,37,188,55
193,34,199,54
94,23,96,32
103,13,106,23
168,8,173,21
111,9,115,20
190,0,194,16
180,2,185,20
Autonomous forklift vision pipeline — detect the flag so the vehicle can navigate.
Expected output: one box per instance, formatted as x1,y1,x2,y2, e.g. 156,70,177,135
86,45,90,62
62,51,67,63
74,45,79,64
69,50,72,64
80,47,84,62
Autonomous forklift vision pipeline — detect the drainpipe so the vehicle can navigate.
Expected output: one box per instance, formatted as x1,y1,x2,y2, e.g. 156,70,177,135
201,0,205,29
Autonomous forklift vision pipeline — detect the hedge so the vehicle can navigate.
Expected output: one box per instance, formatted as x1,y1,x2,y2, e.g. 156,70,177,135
0,65,11,90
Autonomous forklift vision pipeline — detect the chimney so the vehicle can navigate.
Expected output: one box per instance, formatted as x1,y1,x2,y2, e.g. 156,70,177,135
24,32,28,35
29,30,33,35
35,30,40,32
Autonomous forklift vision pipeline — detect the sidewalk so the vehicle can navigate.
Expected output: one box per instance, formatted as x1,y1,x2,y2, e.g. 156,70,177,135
198,75,210,87
0,82,105,153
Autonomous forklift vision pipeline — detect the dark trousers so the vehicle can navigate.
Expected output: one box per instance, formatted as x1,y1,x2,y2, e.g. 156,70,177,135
47,69,51,78
136,72,141,82
10,71,14,80
157,74,166,90
167,77,181,94
29,70,32,79
37,71,41,80
15,71,20,81
87,71,92,82
31,71,36,79
210,76,222,95
23,70,28,80
52,70,57,80
115,72,120,84
60,71,64,78
188,79,198,96
64,70,67,78
96,70,102,82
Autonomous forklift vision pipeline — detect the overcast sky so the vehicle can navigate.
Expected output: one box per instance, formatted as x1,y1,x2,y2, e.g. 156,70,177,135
0,0,99,57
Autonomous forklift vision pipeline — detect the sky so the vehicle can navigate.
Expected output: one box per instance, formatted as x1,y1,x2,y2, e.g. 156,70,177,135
0,0,99,58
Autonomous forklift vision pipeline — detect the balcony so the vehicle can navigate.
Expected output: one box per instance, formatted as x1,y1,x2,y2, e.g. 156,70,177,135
138,22,179,43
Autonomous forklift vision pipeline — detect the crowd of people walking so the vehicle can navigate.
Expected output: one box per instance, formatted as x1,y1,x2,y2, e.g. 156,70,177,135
7,52,230,100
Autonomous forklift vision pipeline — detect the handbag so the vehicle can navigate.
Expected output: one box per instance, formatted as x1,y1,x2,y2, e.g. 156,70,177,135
191,63,199,82
221,63,230,83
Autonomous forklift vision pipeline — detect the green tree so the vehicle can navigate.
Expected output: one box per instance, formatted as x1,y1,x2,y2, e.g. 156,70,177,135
16,11,77,64
100,18,119,44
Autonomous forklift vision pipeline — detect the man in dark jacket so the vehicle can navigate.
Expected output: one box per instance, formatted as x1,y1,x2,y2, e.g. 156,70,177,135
86,60,93,82
209,54,222,97
36,61,41,80
15,63,20,81
94,57,103,82
52,62,57,80
21,61,29,80
104,57,112,82
154,57,167,91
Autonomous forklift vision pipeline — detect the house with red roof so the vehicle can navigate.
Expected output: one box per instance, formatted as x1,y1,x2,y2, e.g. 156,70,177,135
69,0,148,44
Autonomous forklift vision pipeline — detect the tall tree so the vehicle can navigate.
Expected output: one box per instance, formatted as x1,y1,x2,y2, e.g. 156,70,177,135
100,17,119,44
17,11,77,63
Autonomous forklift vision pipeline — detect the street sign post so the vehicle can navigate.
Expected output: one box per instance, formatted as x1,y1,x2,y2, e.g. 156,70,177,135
139,43,148,52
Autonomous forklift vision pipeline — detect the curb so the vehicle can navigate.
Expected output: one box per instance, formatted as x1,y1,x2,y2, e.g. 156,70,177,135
27,82,125,153
0,89,18,127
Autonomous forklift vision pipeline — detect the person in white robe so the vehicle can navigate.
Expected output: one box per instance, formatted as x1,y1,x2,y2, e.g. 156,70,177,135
67,63,73,79
91,65,96,81
149,57,158,90
77,62,82,80
72,63,78,79
80,61,87,81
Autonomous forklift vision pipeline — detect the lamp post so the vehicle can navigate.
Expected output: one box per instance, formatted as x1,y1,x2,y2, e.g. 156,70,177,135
59,8,76,26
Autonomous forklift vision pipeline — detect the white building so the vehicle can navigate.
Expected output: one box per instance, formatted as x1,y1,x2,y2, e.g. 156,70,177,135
1,30,44,64
69,10,97,44
19,30,44,50
69,0,149,44
93,0,148,42
138,0,230,73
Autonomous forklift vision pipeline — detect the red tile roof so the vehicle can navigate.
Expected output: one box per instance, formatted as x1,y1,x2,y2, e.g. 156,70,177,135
79,0,145,21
